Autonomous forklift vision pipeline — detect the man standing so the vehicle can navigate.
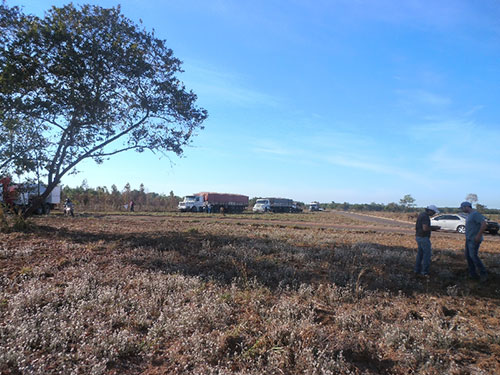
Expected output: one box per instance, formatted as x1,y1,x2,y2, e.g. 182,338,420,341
460,201,488,282
414,204,439,277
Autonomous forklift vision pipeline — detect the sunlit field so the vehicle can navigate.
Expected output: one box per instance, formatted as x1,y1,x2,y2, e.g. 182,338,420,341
1,211,499,374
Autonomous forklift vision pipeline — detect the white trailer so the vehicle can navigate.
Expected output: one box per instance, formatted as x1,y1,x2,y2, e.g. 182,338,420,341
14,184,61,214
253,198,301,213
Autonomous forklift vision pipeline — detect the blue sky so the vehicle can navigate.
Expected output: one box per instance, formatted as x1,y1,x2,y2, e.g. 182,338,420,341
12,0,500,208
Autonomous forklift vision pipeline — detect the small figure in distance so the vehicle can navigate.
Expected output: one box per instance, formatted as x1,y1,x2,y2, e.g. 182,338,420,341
129,200,135,212
460,201,488,282
414,204,439,277
64,198,74,217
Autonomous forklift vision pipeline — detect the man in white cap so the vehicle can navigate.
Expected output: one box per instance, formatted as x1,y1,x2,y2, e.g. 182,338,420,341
460,201,488,282
414,204,439,277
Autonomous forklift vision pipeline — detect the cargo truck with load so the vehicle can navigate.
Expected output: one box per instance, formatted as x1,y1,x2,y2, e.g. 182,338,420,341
178,192,249,213
252,198,302,213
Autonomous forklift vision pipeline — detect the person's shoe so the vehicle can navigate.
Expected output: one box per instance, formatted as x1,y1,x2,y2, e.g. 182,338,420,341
416,273,429,280
479,274,488,283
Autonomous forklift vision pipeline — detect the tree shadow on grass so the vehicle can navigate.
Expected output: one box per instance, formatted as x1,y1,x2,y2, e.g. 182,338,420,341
34,224,500,300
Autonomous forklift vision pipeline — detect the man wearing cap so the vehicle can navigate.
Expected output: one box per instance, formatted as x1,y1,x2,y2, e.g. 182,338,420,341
460,201,488,282
414,205,439,277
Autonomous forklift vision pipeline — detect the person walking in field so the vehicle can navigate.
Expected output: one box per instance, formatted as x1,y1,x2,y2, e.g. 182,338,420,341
414,204,439,277
460,201,488,282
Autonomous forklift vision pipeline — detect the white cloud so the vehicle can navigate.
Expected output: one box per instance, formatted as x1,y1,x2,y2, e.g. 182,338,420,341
408,118,500,151
463,105,485,117
324,153,428,183
182,62,282,108
252,142,294,156
396,89,452,108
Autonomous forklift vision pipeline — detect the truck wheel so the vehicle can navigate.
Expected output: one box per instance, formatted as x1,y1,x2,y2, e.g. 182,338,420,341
191,206,197,212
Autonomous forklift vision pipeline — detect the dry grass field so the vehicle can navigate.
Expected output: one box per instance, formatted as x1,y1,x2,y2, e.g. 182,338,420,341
1,211,499,374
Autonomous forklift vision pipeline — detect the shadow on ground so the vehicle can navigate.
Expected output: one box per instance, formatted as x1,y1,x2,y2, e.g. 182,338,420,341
34,224,500,299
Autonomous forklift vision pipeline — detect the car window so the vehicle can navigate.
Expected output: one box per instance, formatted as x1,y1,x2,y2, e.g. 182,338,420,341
434,215,463,220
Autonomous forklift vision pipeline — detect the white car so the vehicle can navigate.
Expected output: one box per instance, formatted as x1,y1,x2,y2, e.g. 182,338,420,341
430,214,466,234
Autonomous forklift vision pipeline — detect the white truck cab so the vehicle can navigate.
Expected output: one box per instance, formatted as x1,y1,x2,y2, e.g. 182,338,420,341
178,195,204,212
253,199,271,213
308,201,320,211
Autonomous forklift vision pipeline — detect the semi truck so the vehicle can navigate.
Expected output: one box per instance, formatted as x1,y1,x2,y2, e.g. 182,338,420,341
0,177,61,214
252,198,302,213
308,201,321,211
178,192,249,213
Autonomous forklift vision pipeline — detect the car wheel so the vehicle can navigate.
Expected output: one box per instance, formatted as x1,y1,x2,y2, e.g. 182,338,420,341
456,225,465,234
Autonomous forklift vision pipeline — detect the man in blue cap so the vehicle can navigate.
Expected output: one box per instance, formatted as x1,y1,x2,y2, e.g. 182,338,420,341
460,201,488,282
414,204,439,277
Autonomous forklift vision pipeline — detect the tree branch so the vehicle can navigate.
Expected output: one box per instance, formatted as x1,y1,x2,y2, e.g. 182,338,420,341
56,111,150,181
93,145,141,157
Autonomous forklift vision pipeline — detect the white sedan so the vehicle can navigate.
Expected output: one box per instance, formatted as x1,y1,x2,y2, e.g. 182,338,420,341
430,214,466,233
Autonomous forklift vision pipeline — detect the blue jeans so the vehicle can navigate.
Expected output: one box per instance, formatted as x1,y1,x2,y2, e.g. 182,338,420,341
465,239,487,277
415,236,432,275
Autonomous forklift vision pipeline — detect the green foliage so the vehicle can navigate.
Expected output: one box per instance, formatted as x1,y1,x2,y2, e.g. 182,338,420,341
0,203,29,232
399,194,416,210
328,200,406,212
465,193,478,204
476,203,487,212
62,183,181,211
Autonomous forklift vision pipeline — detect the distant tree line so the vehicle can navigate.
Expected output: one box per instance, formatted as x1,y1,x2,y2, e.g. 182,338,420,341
60,187,500,215
325,199,500,215
62,180,181,212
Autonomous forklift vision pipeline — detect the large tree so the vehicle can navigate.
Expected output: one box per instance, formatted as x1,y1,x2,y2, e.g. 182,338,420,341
0,3,45,176
465,193,478,206
399,194,416,210
0,2,207,217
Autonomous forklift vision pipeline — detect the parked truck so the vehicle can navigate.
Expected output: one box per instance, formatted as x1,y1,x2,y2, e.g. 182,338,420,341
252,198,302,213
308,201,321,211
178,192,249,213
0,176,61,214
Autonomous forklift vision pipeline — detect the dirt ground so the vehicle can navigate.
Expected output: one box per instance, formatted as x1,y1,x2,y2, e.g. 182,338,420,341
1,211,499,374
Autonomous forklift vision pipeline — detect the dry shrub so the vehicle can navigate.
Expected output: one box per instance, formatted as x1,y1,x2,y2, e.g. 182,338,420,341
1,214,499,374
0,205,8,233
0,206,30,233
